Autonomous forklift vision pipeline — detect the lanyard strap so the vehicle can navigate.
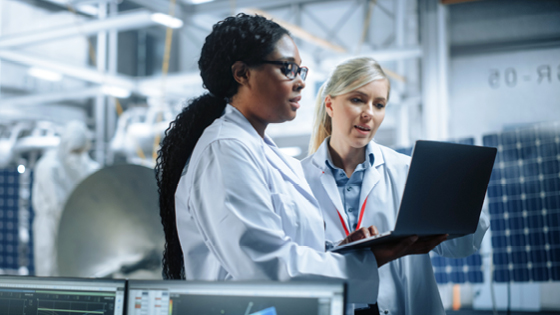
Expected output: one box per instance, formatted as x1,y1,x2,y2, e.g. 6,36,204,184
337,196,368,237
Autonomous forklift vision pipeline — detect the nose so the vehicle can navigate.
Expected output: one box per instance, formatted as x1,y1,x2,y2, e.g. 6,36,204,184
294,76,306,91
361,103,374,119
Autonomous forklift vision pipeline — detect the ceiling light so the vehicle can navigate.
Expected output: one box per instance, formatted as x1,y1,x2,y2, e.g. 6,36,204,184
28,67,63,82
101,85,131,98
150,13,184,29
190,0,214,4
76,4,99,15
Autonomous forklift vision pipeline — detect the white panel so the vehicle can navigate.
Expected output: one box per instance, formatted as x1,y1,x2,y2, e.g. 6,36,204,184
449,47,560,143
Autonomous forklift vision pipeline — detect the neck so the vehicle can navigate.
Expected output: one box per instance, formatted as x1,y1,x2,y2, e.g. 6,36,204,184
327,136,366,178
230,98,267,138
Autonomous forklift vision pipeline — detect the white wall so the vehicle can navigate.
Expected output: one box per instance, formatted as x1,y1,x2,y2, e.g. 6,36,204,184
449,46,560,144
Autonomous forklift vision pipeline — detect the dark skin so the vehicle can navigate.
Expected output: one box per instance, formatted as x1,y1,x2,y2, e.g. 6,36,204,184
342,227,448,267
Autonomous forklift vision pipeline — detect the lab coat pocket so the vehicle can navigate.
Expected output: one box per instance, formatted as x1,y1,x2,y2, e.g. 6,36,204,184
270,193,300,240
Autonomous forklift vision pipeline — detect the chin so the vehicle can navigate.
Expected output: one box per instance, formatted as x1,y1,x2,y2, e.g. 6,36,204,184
284,111,297,122
353,138,371,148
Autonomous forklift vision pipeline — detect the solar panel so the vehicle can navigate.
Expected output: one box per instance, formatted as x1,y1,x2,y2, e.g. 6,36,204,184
394,138,484,284
0,169,20,272
483,123,560,282
0,168,35,275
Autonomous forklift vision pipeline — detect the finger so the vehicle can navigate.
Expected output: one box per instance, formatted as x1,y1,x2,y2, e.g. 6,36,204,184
409,235,448,254
359,227,370,239
348,227,369,242
392,235,419,256
368,225,379,236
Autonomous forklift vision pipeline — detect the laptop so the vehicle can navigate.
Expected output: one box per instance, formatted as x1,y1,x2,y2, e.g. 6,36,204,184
127,280,346,315
0,275,126,315
331,140,497,253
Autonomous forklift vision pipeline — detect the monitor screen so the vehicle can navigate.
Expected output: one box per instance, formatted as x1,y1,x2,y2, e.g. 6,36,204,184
127,280,346,315
0,275,126,315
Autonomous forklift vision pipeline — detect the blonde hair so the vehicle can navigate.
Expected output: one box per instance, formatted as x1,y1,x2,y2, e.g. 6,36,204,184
308,57,390,155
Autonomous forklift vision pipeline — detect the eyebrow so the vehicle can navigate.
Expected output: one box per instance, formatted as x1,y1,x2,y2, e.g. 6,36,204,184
351,91,387,101
277,56,303,64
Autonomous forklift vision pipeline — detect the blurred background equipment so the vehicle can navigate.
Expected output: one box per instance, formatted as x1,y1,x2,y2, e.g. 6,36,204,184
56,163,163,279
0,120,60,169
31,120,99,276
110,98,177,167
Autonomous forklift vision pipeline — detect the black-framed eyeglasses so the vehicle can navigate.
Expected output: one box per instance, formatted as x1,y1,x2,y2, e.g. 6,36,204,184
260,60,308,81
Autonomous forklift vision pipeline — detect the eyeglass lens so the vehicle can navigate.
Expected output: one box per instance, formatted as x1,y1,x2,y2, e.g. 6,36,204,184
285,63,307,81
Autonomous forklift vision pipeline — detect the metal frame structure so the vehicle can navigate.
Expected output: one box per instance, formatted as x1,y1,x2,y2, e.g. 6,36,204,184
0,0,444,163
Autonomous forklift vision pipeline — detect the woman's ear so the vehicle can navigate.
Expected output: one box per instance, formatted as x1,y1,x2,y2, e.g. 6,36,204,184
232,61,250,85
325,95,334,118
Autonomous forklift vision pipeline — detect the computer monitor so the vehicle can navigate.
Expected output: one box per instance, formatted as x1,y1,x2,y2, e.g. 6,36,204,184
127,280,346,315
0,275,126,315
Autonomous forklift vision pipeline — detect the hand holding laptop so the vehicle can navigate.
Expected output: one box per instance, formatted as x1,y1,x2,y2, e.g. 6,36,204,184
331,141,497,254
341,225,448,267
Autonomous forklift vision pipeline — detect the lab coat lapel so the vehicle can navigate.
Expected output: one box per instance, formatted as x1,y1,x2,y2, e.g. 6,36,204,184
264,139,317,203
319,171,347,225
312,140,349,230
359,142,384,208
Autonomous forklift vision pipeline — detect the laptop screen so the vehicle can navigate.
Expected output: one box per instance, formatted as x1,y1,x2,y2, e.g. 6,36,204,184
127,280,346,315
0,276,126,315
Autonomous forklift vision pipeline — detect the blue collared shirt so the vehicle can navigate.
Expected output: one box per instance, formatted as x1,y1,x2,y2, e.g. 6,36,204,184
325,142,375,232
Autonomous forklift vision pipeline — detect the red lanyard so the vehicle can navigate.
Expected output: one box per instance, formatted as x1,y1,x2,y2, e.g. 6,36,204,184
336,196,368,236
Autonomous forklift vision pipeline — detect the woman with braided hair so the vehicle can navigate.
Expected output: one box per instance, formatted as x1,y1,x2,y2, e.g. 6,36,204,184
155,14,436,313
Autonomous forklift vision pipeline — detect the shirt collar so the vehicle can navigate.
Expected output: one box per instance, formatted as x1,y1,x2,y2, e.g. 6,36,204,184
324,138,375,171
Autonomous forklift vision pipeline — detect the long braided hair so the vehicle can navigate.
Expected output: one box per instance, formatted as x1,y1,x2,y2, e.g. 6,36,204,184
155,13,290,280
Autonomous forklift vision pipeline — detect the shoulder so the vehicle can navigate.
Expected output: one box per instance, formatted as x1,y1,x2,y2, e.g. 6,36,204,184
301,138,329,174
189,116,267,176
300,154,314,170
300,151,324,183
375,142,411,168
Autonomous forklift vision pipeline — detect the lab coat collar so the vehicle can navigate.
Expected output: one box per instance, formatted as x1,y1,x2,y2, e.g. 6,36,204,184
225,105,316,203
310,138,385,171
223,105,263,142
360,142,383,209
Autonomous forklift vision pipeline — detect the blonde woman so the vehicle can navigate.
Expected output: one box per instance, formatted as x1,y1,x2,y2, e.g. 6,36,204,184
302,57,489,314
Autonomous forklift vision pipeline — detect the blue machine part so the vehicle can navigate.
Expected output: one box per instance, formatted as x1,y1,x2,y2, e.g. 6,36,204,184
250,306,277,315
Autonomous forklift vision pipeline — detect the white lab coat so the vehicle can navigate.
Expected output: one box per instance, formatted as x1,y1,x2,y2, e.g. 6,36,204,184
32,121,99,276
175,105,381,304
301,139,490,315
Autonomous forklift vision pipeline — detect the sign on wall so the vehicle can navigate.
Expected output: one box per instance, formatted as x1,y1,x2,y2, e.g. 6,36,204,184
449,47,560,142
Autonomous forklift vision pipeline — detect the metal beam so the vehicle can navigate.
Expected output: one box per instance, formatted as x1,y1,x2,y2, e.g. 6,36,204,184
245,8,346,53
186,0,343,14
0,87,100,106
127,0,175,13
0,50,135,90
419,0,449,140
0,10,157,49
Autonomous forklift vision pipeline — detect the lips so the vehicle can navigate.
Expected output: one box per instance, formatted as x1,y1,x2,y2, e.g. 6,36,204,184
355,125,371,131
289,96,301,103
289,96,301,110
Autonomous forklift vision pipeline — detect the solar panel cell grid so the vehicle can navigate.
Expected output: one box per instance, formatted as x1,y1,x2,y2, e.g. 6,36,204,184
0,169,20,271
484,123,560,282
